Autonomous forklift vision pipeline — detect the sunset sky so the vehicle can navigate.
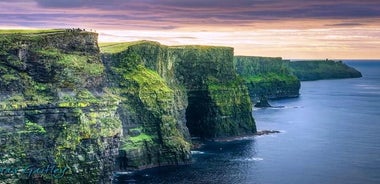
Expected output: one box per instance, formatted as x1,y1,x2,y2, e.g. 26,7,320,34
1,0,380,59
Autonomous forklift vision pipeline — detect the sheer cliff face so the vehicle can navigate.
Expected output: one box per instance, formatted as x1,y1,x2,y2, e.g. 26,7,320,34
101,42,191,170
0,31,120,183
102,42,256,141
0,32,256,183
234,56,301,100
170,46,256,138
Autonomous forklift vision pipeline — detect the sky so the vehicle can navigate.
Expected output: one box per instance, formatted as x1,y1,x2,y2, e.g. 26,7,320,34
1,0,380,59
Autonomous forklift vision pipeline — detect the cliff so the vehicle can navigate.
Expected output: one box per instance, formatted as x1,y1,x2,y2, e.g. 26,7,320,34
0,30,120,183
101,42,256,139
289,60,362,81
169,46,256,138
0,31,256,183
234,56,301,100
101,41,191,170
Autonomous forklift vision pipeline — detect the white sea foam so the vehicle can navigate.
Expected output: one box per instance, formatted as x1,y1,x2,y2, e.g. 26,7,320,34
191,151,205,154
266,105,303,110
114,171,133,175
356,84,370,87
233,157,264,162
233,136,255,141
356,84,380,90
247,157,264,161
364,86,380,90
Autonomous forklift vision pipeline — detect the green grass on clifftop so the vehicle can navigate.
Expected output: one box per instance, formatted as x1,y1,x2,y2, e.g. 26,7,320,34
244,73,299,83
170,45,233,50
100,41,160,54
0,29,64,35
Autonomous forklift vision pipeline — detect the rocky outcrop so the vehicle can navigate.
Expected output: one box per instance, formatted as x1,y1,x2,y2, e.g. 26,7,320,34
234,56,301,100
254,96,272,108
255,130,280,136
289,60,362,81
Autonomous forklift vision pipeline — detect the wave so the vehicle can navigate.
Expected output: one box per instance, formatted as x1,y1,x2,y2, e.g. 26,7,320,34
113,171,134,175
356,84,380,90
232,157,264,162
278,130,286,133
359,91,380,95
254,105,302,111
363,86,380,90
191,151,206,154
258,105,303,110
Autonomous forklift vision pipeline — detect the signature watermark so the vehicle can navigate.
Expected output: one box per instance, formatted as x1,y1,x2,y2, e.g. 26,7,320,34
0,165,69,179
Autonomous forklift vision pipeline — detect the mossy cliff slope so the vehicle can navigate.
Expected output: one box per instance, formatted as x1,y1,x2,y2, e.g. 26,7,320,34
170,46,256,138
0,30,120,183
101,42,256,139
234,56,301,100
101,41,191,170
289,60,362,81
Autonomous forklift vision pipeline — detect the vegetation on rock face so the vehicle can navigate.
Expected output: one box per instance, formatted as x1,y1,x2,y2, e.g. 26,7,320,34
289,60,362,81
206,78,256,137
0,30,120,183
234,56,301,100
0,30,104,106
104,45,191,169
22,119,47,134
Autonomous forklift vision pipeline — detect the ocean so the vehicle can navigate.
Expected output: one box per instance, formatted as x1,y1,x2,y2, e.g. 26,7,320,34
114,61,380,184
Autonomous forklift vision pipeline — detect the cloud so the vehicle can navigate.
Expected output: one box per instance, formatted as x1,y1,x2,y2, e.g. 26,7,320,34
2,0,380,59
325,23,365,27
2,0,380,31
36,0,86,8
31,0,380,19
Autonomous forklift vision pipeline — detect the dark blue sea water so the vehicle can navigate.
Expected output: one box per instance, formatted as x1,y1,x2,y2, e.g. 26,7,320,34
115,61,380,184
